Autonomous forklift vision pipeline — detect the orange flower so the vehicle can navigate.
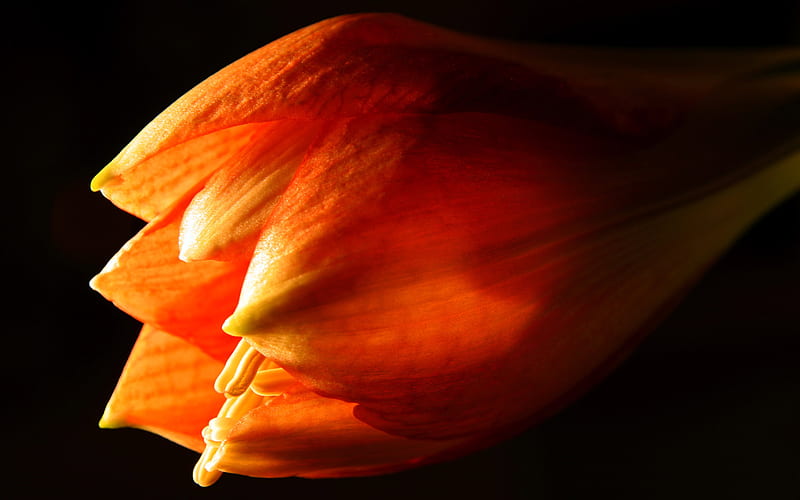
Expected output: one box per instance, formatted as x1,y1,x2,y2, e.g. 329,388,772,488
91,14,800,485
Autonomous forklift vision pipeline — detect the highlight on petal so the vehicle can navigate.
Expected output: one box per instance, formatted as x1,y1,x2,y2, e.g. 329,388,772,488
179,120,322,262
100,325,225,452
222,111,630,334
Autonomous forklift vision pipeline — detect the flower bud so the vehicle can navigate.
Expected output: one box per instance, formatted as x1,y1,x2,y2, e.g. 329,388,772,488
92,13,800,485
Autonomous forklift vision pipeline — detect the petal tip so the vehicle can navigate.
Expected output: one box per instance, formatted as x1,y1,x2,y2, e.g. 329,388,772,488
89,271,113,295
221,314,248,337
90,162,119,192
88,274,100,291
177,243,219,264
98,402,126,429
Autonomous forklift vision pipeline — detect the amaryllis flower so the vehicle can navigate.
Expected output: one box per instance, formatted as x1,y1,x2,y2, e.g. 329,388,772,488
91,13,800,486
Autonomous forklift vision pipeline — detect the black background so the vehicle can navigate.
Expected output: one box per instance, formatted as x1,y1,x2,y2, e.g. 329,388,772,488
5,1,799,499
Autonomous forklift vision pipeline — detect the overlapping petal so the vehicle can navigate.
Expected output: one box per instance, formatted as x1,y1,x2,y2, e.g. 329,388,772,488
94,14,748,220
100,325,225,451
178,120,323,262
214,387,475,479
93,122,272,221
90,198,247,360
226,87,800,439
92,12,800,484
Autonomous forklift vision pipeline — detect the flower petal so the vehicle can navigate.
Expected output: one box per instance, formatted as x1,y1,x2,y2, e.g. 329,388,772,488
92,13,799,222
92,14,709,219
178,120,322,262
93,122,272,221
225,99,800,440
100,325,225,452
223,112,633,437
91,197,247,361
213,386,473,478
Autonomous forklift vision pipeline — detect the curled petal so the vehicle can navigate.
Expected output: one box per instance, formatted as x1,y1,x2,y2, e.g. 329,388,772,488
100,325,225,452
213,386,473,478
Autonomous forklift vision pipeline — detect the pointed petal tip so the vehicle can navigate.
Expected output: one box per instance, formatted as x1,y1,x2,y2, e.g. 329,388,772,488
88,274,100,291
89,270,114,295
90,162,119,192
177,244,220,264
176,248,193,264
98,402,126,429
221,314,248,338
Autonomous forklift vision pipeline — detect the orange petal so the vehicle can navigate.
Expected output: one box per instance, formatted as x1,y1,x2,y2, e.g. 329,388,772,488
100,325,225,452
224,112,633,437
179,120,322,262
91,13,800,481
226,99,800,440
93,122,272,221
91,197,247,361
213,386,474,479
93,13,723,219
92,13,799,222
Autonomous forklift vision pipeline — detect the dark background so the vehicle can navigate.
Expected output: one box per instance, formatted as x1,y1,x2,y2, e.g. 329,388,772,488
5,1,799,498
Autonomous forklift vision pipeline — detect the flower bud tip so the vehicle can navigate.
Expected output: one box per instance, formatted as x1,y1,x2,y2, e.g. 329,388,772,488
98,402,125,429
221,314,248,337
90,161,119,192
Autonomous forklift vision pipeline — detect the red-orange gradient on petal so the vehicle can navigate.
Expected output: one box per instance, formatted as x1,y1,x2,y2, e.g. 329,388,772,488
92,13,800,484
224,109,800,441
